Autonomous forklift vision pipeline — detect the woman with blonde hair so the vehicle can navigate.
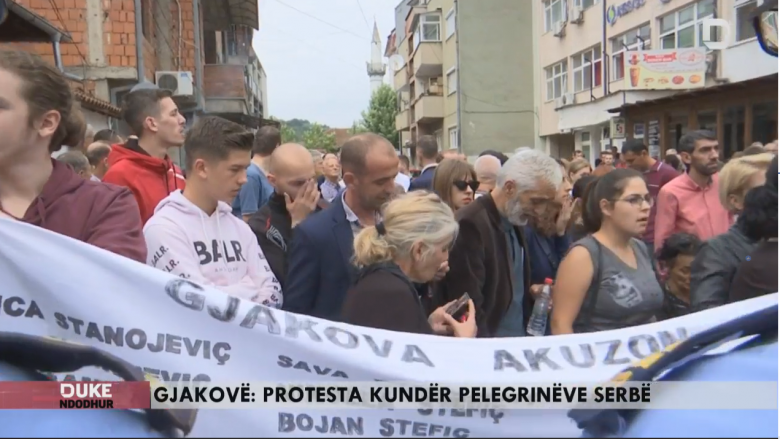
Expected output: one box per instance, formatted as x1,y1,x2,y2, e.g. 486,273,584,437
432,158,479,211
690,152,774,311
341,191,477,337
567,158,592,183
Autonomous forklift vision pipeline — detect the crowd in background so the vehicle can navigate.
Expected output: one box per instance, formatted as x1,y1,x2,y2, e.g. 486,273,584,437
1,49,776,342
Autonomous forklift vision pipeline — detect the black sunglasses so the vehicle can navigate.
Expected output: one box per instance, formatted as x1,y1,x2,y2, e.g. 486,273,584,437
453,180,479,192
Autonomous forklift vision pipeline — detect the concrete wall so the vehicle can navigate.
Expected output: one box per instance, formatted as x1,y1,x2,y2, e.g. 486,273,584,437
457,0,536,156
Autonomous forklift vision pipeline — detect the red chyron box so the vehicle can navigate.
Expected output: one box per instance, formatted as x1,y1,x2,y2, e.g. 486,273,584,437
0,381,151,409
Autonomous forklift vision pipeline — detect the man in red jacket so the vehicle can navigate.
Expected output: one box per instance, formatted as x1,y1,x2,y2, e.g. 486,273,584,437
103,86,186,224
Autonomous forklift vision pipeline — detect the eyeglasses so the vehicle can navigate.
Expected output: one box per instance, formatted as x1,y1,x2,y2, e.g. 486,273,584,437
453,180,479,192
617,194,654,208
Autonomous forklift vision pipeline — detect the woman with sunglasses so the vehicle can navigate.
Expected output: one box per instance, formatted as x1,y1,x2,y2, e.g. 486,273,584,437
432,158,479,212
551,169,664,334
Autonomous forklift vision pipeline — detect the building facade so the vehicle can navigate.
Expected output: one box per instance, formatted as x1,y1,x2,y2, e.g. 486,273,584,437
3,0,266,164
535,0,777,162
389,0,537,163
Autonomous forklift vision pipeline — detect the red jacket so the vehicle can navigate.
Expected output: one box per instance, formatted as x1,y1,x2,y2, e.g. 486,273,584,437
19,159,146,263
102,139,186,224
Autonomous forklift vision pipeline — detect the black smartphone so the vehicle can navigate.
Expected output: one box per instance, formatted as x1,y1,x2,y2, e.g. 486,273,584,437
445,293,470,320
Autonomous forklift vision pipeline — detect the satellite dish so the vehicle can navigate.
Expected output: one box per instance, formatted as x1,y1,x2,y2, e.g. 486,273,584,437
389,54,405,72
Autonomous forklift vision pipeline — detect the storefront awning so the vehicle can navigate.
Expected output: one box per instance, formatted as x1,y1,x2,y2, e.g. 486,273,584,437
0,0,72,43
556,89,677,132
607,74,779,113
202,0,259,31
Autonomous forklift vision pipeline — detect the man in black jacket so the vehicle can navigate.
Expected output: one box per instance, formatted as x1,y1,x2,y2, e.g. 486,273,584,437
249,143,322,288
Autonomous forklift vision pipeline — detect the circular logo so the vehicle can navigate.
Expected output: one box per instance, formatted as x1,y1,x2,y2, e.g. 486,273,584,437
606,5,617,25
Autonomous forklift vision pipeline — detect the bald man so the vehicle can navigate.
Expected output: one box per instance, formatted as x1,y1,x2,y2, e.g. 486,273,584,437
248,143,321,288
284,133,399,319
474,154,501,196
86,141,112,181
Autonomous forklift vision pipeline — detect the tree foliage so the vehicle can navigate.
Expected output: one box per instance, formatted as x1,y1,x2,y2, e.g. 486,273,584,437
348,120,368,135
280,123,298,143
302,123,337,152
360,84,398,149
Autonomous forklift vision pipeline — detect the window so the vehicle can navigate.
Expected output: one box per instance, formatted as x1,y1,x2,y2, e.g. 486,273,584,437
449,126,459,149
545,60,568,101
446,9,456,39
544,0,564,33
658,0,715,49
581,0,597,9
736,1,758,42
446,68,457,95
414,13,441,49
611,24,651,81
572,45,602,92
435,130,443,149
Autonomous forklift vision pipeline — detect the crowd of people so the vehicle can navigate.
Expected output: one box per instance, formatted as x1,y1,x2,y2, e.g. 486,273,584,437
0,48,776,342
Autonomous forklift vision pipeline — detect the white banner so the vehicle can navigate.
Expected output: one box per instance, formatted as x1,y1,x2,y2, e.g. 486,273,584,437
0,219,776,437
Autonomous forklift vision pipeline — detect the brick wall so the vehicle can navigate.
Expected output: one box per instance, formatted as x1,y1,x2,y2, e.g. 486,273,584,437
203,64,245,98
3,0,88,67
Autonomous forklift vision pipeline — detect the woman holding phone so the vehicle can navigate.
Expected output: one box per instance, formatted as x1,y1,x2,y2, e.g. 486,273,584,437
341,192,477,337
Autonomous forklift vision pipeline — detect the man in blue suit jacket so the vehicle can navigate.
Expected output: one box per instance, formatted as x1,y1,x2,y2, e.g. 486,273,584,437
408,135,439,191
283,133,400,320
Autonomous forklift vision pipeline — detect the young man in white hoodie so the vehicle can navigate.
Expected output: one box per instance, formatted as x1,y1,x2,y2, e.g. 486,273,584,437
143,116,282,308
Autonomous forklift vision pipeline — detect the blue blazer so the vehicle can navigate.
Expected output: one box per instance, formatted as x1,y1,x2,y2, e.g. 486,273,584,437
408,166,436,191
283,195,356,321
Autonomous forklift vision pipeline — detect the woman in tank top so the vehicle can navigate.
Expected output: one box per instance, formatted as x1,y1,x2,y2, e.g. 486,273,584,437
551,169,664,334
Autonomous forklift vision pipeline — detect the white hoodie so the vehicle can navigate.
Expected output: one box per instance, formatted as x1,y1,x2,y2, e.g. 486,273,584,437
143,190,282,308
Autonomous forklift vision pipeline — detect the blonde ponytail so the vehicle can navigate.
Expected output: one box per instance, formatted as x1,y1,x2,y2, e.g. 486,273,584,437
353,226,393,267
351,191,459,268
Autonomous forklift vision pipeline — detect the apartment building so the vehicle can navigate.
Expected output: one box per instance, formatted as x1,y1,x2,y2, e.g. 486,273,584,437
388,0,536,162
3,0,266,163
536,0,777,162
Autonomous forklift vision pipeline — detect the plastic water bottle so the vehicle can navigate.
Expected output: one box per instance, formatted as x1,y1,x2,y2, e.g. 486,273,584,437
526,278,553,337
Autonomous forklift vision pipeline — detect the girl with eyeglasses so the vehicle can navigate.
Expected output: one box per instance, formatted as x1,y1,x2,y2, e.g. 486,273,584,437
551,169,664,334
432,158,479,212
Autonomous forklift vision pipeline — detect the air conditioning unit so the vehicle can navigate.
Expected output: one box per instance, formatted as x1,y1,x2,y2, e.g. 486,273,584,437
553,21,566,37
555,96,566,109
564,92,575,105
154,71,194,97
570,5,584,23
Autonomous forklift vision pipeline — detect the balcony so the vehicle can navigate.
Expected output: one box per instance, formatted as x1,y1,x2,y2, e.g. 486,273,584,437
412,42,442,78
413,94,443,124
396,109,410,131
394,66,408,91
203,64,260,128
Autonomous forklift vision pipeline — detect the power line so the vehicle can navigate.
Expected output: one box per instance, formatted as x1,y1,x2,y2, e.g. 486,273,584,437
355,0,370,31
261,23,365,71
48,0,88,72
273,0,367,41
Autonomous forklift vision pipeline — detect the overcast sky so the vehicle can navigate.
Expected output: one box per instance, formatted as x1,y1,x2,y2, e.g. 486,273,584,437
253,0,400,128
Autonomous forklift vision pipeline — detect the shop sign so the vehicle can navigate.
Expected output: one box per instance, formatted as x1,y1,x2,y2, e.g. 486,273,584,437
624,48,707,90
606,0,646,26
611,118,626,139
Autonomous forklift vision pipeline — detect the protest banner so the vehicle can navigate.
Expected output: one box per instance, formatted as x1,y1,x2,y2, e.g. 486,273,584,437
0,219,775,437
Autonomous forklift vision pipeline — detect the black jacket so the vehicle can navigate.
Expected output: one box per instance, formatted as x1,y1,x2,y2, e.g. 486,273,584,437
248,193,326,289
690,225,756,311
341,262,433,335
435,194,532,337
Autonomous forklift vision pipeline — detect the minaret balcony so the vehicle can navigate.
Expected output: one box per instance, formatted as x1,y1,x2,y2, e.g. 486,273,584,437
412,42,442,78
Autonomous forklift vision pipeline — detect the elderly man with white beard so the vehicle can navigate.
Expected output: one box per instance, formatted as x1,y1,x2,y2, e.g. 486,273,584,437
434,149,565,338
